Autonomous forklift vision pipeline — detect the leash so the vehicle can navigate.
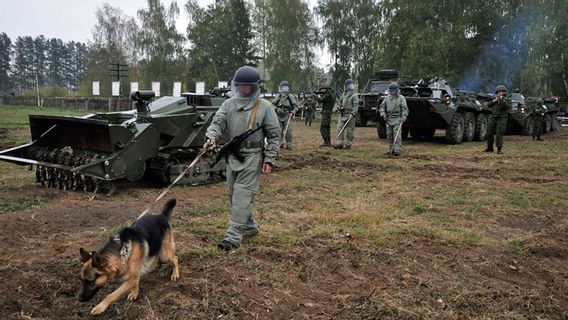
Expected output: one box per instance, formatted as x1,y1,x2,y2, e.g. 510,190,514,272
137,149,207,220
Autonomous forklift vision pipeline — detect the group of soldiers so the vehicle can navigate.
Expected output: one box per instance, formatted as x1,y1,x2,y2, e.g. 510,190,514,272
203,65,552,251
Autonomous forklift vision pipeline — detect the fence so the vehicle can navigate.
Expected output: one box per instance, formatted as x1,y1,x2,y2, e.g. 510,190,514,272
0,96,133,111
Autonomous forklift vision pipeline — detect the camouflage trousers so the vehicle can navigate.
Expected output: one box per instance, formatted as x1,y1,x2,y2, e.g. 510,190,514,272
223,152,262,246
336,115,355,147
305,111,315,126
278,116,293,148
320,112,332,141
386,120,403,153
487,116,507,150
532,116,544,139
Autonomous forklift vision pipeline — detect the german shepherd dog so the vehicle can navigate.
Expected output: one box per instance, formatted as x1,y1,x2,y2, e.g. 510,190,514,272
79,199,179,315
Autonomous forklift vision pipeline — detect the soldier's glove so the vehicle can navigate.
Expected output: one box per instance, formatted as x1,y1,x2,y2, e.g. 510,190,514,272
203,138,220,155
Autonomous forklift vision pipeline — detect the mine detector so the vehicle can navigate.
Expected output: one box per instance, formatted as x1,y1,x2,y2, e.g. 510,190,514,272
0,90,227,196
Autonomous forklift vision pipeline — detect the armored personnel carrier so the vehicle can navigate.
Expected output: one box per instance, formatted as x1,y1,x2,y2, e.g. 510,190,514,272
356,69,398,127
376,77,492,144
507,92,559,135
0,91,226,195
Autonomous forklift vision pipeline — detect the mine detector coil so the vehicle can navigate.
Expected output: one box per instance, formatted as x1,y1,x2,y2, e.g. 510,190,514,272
0,90,228,196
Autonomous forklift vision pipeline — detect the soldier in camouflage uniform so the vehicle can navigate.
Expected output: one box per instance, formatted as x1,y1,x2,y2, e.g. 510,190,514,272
303,93,317,126
484,85,511,154
379,82,408,156
272,81,298,149
334,79,359,149
204,66,280,251
531,99,546,141
315,86,335,147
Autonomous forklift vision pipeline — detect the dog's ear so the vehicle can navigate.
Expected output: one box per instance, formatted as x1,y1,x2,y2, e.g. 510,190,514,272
91,251,102,268
79,247,91,263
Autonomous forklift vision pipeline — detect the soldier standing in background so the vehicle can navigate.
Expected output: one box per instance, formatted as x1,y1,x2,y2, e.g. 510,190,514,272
334,79,359,149
379,82,408,156
204,66,280,251
303,93,317,126
531,99,546,141
272,81,298,149
315,86,335,147
484,85,510,154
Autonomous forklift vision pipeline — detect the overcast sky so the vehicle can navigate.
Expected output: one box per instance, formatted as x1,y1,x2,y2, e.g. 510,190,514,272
0,0,331,68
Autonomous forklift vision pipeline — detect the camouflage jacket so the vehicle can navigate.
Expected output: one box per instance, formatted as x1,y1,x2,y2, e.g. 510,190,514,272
487,98,510,117
530,104,547,118
315,92,335,114
304,99,317,112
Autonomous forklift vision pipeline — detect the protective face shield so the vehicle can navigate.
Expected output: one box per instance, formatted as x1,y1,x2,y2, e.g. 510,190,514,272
388,82,400,96
345,79,355,91
230,66,261,102
279,81,290,94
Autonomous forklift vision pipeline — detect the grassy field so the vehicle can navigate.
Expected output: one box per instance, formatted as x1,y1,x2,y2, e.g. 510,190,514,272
0,106,567,319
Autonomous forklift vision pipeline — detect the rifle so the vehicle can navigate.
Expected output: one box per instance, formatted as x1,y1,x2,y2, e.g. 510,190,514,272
214,125,265,165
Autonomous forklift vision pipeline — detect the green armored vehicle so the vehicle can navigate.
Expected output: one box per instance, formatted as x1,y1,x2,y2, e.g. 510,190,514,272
0,91,226,195
507,92,559,135
376,77,492,144
356,69,398,127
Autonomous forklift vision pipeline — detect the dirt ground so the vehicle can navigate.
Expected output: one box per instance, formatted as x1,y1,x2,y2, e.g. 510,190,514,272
0,119,567,319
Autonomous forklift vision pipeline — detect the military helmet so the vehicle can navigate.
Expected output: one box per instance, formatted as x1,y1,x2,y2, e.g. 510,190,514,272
388,82,400,90
232,66,260,84
537,98,544,105
280,81,289,87
495,85,507,93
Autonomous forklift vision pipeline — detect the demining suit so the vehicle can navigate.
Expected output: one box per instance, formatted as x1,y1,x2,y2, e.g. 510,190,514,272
272,81,298,149
379,82,408,156
205,66,280,251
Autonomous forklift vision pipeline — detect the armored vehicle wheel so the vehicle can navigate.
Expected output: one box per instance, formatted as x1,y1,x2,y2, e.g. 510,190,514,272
463,112,475,142
474,114,488,141
522,117,534,135
445,112,464,144
544,114,552,133
355,113,367,127
377,122,387,139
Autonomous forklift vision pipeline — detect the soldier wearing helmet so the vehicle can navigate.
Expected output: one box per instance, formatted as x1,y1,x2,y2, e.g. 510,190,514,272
334,79,359,149
530,98,547,141
379,82,408,156
303,93,317,126
315,85,336,147
484,85,511,154
272,80,298,149
204,65,281,251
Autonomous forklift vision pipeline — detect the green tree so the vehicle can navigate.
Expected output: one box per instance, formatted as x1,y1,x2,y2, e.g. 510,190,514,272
0,33,11,94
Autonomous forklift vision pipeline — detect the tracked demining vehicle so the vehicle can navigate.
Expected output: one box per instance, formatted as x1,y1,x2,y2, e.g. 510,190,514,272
0,91,226,195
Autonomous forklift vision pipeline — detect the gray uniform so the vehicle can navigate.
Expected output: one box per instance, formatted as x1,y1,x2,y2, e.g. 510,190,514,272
272,93,298,148
206,97,280,246
379,94,409,154
335,90,359,148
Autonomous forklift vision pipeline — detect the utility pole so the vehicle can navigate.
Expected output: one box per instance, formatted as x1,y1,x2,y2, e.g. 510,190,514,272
109,63,129,96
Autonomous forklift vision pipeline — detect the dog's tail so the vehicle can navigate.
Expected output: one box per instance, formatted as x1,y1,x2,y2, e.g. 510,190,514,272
161,198,176,220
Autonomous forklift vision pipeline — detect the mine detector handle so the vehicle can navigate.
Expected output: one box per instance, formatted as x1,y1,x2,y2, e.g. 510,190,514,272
214,125,265,165
131,90,156,121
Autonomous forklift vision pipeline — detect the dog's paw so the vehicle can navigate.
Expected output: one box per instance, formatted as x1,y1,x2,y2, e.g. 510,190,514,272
127,288,139,301
90,302,109,315
171,271,179,282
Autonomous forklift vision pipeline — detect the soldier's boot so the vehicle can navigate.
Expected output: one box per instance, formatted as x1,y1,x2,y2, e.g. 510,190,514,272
320,138,332,147
483,147,494,152
217,240,238,251
497,148,503,154
344,145,351,149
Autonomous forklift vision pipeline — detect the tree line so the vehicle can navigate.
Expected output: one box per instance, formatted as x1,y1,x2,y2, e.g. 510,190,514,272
0,33,88,96
1,0,567,98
